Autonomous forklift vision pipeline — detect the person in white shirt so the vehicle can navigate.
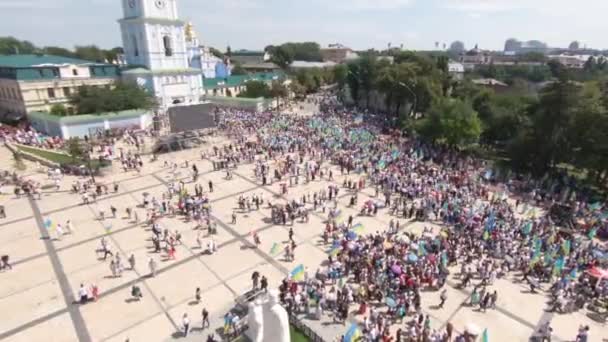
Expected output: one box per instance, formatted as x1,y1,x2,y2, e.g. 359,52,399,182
78,284,88,304
182,313,190,337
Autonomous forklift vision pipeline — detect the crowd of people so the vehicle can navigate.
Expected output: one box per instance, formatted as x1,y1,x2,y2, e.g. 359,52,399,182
214,96,607,341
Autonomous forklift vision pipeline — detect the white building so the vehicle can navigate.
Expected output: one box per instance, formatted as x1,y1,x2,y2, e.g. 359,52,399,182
118,0,204,109
448,61,465,80
184,22,230,79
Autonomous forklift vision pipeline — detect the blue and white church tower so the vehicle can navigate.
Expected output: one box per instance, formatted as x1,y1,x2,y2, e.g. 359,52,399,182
118,0,204,109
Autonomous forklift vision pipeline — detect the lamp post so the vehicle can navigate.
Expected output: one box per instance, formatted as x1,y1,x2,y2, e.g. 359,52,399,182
84,152,96,184
398,81,417,118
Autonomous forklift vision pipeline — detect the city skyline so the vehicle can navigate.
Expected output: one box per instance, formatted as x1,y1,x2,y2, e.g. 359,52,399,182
1,0,607,52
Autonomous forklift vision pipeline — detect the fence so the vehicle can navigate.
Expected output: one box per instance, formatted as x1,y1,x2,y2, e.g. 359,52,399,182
289,313,327,342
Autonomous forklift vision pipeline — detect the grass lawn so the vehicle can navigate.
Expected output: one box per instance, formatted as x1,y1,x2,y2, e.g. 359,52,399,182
290,326,310,342
16,145,107,169
16,145,74,164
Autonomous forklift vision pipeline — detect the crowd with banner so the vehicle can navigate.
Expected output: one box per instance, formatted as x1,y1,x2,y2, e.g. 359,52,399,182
215,97,607,342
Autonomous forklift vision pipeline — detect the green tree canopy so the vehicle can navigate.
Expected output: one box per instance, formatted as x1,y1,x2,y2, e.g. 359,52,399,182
417,98,482,147
0,36,36,54
237,80,271,98
231,62,247,75
69,81,156,114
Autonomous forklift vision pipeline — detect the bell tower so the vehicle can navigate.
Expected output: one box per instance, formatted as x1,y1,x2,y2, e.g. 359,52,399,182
118,0,203,109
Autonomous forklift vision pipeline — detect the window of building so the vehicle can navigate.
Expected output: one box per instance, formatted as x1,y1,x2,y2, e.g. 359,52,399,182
38,69,44,77
132,34,139,57
47,88,56,99
52,69,59,77
63,87,71,96
72,69,78,76
163,35,173,57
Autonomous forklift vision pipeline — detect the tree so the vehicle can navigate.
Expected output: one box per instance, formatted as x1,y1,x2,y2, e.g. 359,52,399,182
547,59,569,80
66,138,85,162
238,80,270,98
69,81,156,114
210,47,224,59
231,62,247,75
521,52,546,63
417,98,482,147
357,56,378,108
50,104,68,116
569,41,580,50
270,81,289,109
269,46,294,69
289,81,306,99
0,36,36,54
74,45,106,62
43,46,76,58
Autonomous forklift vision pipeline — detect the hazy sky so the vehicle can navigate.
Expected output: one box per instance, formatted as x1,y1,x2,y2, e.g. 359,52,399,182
1,0,607,52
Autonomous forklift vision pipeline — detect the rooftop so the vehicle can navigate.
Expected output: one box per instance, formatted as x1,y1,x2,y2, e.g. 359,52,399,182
0,54,110,68
231,50,265,56
203,72,283,89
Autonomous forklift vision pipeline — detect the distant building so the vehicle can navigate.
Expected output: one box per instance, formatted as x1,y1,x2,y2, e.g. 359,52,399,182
118,0,204,109
459,45,492,70
321,44,359,63
203,71,282,98
230,50,270,65
241,62,280,73
504,38,549,55
376,56,395,64
448,61,465,80
548,54,587,69
0,54,120,117
184,22,231,79
289,61,337,70
472,78,509,93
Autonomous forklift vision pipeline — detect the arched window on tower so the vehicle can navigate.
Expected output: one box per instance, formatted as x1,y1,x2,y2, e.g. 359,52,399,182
132,34,139,57
163,35,172,57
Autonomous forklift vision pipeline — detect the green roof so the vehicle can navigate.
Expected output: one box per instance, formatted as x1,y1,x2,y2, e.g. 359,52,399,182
204,72,283,89
121,67,201,76
0,54,110,68
28,109,148,125
231,50,265,56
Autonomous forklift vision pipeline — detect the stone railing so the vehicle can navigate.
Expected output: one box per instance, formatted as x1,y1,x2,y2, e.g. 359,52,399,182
288,313,327,342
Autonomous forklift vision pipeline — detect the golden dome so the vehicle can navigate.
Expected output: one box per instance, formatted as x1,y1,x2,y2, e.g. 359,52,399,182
185,21,196,41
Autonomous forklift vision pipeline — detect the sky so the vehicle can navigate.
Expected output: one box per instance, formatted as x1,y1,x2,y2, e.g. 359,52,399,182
1,0,608,52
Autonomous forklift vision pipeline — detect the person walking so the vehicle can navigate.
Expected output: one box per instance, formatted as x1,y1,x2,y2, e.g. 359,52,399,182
1,255,12,270
438,289,447,309
252,271,260,290
195,287,201,303
65,220,73,234
182,313,190,337
148,257,157,277
91,284,99,301
208,180,214,193
128,254,136,270
78,284,89,305
202,308,210,329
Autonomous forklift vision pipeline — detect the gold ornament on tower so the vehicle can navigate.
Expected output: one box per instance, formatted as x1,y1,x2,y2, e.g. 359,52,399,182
185,21,197,42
